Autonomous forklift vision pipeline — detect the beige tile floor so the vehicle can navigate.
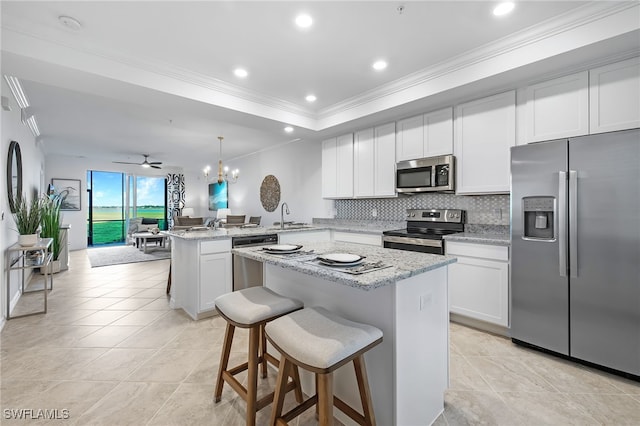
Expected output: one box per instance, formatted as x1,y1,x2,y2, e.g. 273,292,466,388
1,249,639,425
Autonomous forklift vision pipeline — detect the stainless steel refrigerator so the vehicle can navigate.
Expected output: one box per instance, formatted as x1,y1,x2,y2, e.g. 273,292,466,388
511,128,639,377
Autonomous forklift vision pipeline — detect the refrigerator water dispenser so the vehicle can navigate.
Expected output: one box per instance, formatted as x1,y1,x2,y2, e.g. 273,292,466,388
522,197,555,240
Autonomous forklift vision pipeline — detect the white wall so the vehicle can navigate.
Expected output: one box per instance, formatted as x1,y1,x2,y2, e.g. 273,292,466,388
44,154,182,251
1,85,45,320
186,138,332,226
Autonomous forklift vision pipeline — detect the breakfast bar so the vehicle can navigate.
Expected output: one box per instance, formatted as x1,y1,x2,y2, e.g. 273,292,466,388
232,241,456,426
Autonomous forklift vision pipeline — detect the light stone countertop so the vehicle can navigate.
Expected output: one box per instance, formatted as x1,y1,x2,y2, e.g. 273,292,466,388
163,225,330,240
311,219,404,234
232,241,456,290
443,232,511,246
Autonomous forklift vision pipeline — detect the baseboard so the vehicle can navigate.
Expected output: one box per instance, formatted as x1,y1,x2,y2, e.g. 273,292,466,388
450,313,510,337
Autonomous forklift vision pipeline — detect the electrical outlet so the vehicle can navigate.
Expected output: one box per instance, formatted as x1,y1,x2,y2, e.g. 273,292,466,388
371,208,377,218
420,293,432,310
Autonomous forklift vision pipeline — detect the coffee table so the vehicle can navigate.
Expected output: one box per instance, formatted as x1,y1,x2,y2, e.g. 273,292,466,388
132,232,170,254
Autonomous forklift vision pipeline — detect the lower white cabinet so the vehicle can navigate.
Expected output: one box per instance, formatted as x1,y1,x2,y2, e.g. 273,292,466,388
446,241,509,328
170,237,232,320
279,230,331,244
332,230,381,246
199,252,231,311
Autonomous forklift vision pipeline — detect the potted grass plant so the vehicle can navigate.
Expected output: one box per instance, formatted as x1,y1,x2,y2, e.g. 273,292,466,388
40,194,63,273
12,195,43,246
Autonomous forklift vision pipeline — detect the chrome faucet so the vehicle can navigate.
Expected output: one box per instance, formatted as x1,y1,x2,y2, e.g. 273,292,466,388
280,202,290,229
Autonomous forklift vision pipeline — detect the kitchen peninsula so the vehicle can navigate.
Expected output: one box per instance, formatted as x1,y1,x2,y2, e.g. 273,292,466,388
233,241,456,426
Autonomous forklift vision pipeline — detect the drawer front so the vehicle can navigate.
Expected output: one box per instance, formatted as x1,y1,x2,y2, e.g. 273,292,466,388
332,231,381,246
446,241,508,261
200,239,231,255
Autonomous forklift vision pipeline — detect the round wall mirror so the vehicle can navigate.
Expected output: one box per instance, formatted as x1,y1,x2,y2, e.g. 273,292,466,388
6,140,23,213
260,175,281,212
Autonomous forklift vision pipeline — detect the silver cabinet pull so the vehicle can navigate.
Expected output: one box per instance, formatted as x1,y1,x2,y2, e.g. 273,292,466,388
569,170,578,278
558,171,568,277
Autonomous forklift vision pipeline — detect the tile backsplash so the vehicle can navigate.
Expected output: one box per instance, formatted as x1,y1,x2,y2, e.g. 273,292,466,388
335,193,510,225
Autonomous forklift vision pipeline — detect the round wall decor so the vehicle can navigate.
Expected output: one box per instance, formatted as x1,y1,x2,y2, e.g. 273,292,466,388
260,175,281,212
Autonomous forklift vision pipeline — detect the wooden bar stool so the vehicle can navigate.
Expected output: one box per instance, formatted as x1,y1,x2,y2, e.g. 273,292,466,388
265,307,383,426
214,287,304,426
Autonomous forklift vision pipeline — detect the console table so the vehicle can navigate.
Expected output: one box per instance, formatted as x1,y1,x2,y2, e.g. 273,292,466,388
5,238,53,319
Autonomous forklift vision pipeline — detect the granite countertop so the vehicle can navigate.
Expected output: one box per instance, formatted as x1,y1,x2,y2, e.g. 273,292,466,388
232,241,456,291
163,225,330,240
311,218,405,234
443,232,511,246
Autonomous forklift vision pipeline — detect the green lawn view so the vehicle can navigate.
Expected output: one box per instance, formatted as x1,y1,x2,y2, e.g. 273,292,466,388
89,206,166,245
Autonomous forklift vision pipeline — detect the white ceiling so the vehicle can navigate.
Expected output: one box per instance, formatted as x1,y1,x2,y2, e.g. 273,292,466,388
1,1,638,172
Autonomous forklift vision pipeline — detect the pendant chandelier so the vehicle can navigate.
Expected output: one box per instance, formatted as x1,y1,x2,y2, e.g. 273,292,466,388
203,136,239,184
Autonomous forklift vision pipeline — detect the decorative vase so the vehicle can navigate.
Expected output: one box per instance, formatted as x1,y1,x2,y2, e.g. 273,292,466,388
18,233,38,247
40,259,61,275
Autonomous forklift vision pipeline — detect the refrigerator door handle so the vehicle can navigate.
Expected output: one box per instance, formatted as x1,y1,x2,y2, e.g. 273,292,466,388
569,170,578,278
558,171,568,277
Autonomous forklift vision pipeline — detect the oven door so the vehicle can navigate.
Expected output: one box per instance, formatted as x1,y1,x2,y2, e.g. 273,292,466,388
382,235,444,255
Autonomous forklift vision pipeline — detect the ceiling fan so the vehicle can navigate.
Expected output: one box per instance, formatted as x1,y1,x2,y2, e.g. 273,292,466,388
113,154,162,169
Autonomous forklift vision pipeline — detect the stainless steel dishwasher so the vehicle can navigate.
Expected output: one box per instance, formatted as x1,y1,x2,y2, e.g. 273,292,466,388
231,234,278,291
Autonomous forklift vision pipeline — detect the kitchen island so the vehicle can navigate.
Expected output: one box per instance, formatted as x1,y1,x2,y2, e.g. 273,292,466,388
164,225,332,320
233,241,456,426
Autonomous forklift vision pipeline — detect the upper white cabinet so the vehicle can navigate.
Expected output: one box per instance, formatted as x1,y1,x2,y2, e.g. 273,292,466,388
354,123,396,198
396,108,453,161
454,91,515,194
321,138,337,198
524,71,589,143
354,128,375,197
423,108,454,157
589,57,640,134
322,134,354,199
396,115,424,161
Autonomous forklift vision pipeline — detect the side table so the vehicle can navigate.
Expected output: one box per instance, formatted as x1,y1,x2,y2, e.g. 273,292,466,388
5,238,54,319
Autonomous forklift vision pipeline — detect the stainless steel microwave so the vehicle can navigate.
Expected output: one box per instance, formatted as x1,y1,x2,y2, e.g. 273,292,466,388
396,155,455,193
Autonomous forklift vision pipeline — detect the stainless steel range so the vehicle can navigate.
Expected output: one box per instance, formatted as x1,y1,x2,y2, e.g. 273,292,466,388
382,209,465,255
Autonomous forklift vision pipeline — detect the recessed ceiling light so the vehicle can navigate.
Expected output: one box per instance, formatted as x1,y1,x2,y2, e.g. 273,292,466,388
305,94,317,103
493,2,515,16
295,14,313,28
234,68,248,78
58,15,82,31
373,60,388,71
284,126,294,133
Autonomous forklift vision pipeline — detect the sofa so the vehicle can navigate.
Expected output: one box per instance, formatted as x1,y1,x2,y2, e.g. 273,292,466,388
127,217,162,245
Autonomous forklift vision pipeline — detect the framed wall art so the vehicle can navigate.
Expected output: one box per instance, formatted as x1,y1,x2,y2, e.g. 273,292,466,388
208,181,228,210
52,178,81,210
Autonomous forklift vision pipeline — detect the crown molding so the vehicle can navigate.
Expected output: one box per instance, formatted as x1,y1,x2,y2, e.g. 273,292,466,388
317,2,640,120
1,18,316,120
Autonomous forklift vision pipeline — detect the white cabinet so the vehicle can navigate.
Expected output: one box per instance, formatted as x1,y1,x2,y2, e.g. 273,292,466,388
590,57,640,134
332,230,381,246
454,91,515,194
322,134,354,199
524,71,589,143
279,229,331,244
354,128,375,197
396,108,453,161
199,252,231,311
423,108,454,157
321,138,337,198
446,241,509,328
354,123,396,198
396,115,424,161
170,237,232,320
